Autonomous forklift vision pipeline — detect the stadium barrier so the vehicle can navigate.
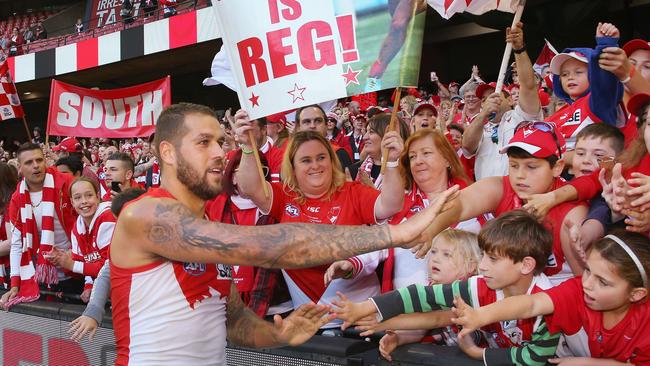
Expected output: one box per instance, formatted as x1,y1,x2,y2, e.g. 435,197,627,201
0,290,482,365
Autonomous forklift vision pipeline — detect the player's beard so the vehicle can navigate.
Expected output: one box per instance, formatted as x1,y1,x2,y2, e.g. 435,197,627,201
176,152,222,201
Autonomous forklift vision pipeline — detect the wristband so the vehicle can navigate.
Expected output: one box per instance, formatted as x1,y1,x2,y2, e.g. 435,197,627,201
512,44,526,54
621,66,635,84
241,146,254,155
385,160,400,168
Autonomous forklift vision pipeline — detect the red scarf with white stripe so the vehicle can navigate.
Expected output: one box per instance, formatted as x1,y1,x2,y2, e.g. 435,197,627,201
4,172,58,308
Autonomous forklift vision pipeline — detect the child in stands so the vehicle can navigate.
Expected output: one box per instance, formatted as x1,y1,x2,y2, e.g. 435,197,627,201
334,210,560,365
453,231,650,365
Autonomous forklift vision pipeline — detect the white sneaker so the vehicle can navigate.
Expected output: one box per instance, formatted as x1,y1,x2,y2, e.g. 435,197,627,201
364,77,382,92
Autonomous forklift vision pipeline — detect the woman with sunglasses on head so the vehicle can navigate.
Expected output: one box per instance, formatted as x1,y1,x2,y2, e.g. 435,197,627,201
325,112,345,146
206,150,292,318
404,121,588,287
235,109,408,329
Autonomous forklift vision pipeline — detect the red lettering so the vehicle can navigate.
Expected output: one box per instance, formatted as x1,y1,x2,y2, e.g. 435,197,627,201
48,339,90,366
237,37,269,88
267,28,297,79
3,330,43,366
268,0,280,24
297,21,336,70
280,0,302,20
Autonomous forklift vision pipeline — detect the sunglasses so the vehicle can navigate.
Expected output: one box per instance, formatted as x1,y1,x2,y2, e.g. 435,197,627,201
514,121,563,158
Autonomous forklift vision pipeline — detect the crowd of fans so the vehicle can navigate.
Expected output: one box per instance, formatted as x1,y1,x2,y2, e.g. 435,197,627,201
1,19,650,365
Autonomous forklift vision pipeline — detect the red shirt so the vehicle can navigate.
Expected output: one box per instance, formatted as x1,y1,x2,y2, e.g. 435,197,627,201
495,176,584,284
571,154,650,202
227,138,283,183
545,277,650,364
268,181,380,303
548,95,602,149
70,203,115,279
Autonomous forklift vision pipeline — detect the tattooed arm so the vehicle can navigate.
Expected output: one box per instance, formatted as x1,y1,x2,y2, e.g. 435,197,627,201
110,186,459,269
226,284,332,348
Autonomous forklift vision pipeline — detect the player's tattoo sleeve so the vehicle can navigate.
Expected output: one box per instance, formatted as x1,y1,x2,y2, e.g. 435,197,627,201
143,200,394,269
226,284,280,348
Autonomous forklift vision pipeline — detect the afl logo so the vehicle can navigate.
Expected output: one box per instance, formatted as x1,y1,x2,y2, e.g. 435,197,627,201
410,205,424,213
183,262,206,276
285,204,300,217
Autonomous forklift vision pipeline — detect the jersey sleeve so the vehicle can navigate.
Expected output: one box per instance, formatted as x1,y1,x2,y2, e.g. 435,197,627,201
268,182,288,220
370,280,474,320
588,36,625,127
484,318,560,366
350,183,381,224
543,277,584,335
568,171,602,201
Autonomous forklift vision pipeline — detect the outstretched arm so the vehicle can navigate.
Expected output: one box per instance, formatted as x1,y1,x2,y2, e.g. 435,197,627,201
115,186,459,269
227,284,332,348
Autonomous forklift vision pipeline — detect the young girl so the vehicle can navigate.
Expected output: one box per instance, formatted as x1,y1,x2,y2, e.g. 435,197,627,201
380,230,481,360
453,231,650,365
47,177,115,302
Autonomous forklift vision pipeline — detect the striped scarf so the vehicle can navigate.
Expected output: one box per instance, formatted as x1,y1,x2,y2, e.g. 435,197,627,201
4,172,58,308
356,155,383,189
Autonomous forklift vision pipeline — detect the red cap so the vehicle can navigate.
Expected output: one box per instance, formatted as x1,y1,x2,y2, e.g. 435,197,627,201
326,112,339,121
623,39,650,57
52,137,82,153
475,82,497,99
627,93,650,117
351,113,367,123
266,112,287,126
413,99,437,116
501,122,566,158
449,81,459,88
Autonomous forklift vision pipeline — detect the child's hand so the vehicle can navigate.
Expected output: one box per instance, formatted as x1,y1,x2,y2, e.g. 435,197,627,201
80,288,92,304
627,172,650,211
331,292,376,330
451,296,482,338
323,260,354,285
457,329,483,360
596,22,620,38
69,315,98,342
564,219,587,265
622,208,650,233
522,191,555,219
379,331,399,361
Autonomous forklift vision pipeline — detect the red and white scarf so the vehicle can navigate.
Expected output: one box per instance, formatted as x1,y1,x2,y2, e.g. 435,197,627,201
4,172,58,308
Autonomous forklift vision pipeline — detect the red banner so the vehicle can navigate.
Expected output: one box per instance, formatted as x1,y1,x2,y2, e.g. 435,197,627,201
47,77,171,138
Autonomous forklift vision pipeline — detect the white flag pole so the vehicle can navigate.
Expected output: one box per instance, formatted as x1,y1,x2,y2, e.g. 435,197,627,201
495,0,527,94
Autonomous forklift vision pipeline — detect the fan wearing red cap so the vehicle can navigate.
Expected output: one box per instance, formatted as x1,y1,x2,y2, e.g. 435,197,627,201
546,22,626,150
265,112,290,150
411,100,437,131
52,137,82,159
413,121,588,286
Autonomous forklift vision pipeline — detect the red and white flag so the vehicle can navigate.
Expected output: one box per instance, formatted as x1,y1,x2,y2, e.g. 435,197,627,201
0,61,24,120
533,39,559,75
428,0,519,20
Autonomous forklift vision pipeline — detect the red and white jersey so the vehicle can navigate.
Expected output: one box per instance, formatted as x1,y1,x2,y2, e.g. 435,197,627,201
470,274,553,349
227,137,283,183
544,277,650,364
70,202,114,279
268,181,381,327
111,188,232,366
495,176,584,286
549,96,601,150
134,161,161,188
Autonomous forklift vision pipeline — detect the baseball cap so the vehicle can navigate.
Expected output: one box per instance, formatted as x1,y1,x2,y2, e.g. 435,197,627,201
627,93,650,117
266,112,287,126
475,82,497,99
413,99,437,116
52,137,82,153
622,39,650,57
351,113,367,123
501,121,566,159
550,51,589,75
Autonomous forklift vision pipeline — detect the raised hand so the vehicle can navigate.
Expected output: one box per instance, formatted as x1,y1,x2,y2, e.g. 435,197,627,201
323,260,354,285
627,172,650,210
382,130,405,162
599,47,632,80
596,22,620,38
233,109,255,146
506,21,524,49
451,296,483,339
273,303,333,346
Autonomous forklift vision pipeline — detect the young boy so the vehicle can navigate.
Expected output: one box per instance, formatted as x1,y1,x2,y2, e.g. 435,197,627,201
412,121,588,286
547,22,625,150
334,210,560,365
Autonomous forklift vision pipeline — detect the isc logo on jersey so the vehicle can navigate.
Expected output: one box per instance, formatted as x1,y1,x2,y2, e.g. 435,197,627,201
183,262,206,276
285,204,300,217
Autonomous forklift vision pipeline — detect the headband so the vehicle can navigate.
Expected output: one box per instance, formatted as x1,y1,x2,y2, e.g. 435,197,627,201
604,234,648,288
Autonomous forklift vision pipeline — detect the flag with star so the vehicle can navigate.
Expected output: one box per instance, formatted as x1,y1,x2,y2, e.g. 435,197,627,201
210,0,426,119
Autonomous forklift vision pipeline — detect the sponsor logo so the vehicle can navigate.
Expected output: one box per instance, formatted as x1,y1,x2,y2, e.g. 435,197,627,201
307,206,320,213
285,204,300,217
547,254,558,267
562,109,582,126
217,264,232,280
327,206,341,224
183,262,206,276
